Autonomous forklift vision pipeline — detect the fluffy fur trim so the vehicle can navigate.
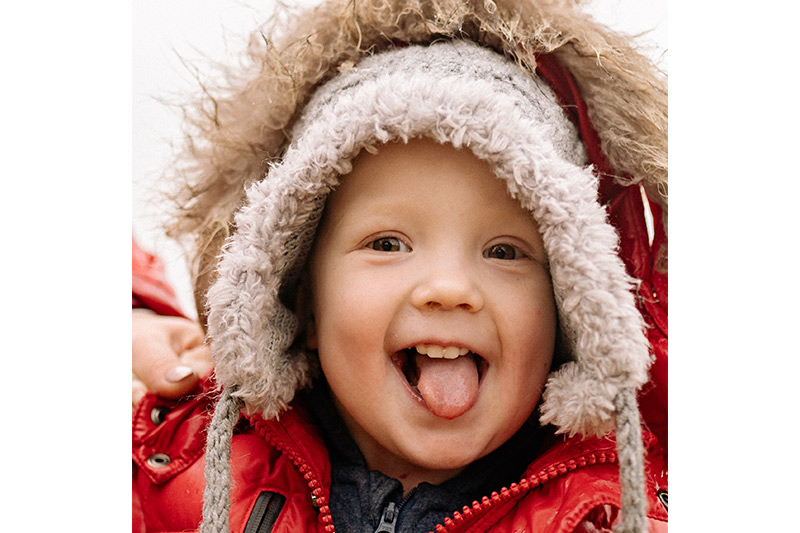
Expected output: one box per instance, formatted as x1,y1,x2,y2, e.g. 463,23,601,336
207,41,650,437
163,0,667,322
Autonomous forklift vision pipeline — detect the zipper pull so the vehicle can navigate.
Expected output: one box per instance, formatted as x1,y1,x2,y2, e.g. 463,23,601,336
374,502,399,533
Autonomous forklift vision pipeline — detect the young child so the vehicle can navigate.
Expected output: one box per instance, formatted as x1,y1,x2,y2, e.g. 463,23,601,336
133,1,668,531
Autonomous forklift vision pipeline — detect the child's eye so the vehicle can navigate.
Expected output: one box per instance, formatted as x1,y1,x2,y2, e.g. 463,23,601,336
483,243,524,260
368,237,410,252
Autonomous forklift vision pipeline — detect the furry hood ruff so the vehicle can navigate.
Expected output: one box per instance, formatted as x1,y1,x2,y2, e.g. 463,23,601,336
206,41,651,439
165,0,667,322
183,3,667,531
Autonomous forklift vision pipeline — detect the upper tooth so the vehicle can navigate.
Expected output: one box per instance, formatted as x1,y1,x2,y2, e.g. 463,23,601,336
427,345,444,358
442,346,461,359
415,344,469,359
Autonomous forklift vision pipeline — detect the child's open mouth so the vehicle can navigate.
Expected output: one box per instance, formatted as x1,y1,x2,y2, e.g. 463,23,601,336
392,345,487,419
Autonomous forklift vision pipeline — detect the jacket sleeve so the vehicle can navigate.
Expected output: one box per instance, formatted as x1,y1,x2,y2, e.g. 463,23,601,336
132,236,185,317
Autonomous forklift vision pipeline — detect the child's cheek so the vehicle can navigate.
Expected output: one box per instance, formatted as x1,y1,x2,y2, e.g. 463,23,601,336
314,260,396,363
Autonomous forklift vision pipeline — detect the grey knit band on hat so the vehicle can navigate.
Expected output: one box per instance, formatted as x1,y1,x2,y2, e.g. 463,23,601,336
202,40,653,531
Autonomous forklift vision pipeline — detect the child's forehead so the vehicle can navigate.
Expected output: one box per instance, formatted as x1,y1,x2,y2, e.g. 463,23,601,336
328,139,521,208
317,138,544,244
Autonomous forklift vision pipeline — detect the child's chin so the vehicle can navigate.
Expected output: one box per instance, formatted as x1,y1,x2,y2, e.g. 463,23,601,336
395,434,492,471
402,451,483,484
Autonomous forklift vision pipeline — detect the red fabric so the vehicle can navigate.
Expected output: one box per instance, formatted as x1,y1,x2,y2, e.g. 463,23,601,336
535,54,668,455
132,379,667,533
133,380,333,533
132,237,185,318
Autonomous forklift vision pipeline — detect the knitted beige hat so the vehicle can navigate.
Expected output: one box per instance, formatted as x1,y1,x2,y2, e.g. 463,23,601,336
202,41,652,532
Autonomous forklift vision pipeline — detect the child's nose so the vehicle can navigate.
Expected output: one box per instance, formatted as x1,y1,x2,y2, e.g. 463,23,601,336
410,263,485,312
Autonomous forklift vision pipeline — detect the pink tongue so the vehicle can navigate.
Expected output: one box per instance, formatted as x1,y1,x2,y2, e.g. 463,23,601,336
415,354,479,419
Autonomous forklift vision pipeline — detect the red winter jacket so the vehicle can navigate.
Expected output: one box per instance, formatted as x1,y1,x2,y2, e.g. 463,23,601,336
133,378,667,533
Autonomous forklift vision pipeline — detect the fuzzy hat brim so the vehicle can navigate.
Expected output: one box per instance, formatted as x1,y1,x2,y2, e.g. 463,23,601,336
206,40,651,438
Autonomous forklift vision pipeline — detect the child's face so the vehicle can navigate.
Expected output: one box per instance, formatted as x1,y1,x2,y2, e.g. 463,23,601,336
309,139,556,486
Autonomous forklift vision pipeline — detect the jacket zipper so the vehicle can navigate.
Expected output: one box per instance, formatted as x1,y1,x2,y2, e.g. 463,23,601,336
256,420,621,533
244,491,287,533
432,449,618,532
375,502,399,533
256,421,336,532
374,491,415,533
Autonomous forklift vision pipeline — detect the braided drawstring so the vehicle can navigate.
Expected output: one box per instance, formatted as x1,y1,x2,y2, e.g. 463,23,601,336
614,387,648,533
200,388,243,533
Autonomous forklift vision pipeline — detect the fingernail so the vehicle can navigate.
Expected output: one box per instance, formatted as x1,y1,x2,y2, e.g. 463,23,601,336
165,365,194,383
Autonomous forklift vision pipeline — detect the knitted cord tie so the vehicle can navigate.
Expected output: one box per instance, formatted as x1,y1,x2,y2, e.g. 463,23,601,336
613,387,648,533
200,388,243,533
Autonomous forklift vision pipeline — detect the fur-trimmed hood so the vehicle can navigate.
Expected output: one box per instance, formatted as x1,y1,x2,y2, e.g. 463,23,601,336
164,0,667,322
205,40,651,439
161,2,667,532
